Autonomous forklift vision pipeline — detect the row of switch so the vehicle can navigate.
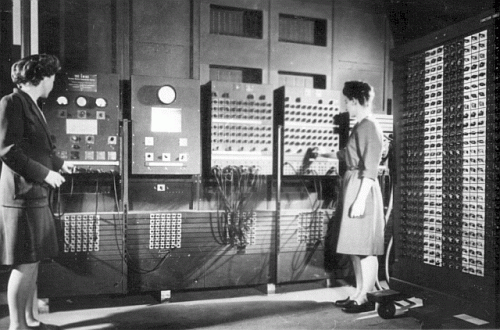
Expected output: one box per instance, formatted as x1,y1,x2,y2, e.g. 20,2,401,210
211,105,272,113
212,131,272,138
60,150,118,161
212,113,272,121
211,99,271,107
57,109,107,119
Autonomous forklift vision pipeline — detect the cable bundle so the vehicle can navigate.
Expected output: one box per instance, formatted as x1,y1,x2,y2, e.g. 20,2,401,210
211,165,264,247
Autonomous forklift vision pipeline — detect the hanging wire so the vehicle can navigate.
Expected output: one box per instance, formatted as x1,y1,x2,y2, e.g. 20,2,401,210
94,177,99,215
113,172,121,213
211,165,264,247
283,162,321,212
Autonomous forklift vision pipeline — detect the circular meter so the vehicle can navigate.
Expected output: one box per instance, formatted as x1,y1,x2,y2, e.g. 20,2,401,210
157,85,176,104
76,96,88,107
56,96,69,105
95,97,108,108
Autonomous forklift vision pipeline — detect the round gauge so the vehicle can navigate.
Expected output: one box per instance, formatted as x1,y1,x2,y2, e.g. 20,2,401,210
157,85,176,104
56,96,69,105
76,96,88,107
95,97,107,108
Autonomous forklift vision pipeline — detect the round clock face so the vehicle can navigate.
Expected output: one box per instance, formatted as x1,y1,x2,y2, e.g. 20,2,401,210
158,85,176,104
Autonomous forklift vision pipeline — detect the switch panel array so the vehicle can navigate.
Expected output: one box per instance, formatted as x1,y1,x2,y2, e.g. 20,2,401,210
204,81,274,175
275,87,341,176
399,27,498,277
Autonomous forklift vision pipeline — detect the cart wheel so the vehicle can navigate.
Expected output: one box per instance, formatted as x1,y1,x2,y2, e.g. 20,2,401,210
378,302,396,319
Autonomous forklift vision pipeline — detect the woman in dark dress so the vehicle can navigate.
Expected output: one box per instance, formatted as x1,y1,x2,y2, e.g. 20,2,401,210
0,54,72,330
318,81,385,313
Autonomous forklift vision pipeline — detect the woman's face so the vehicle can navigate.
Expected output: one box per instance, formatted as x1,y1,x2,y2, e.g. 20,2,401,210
344,96,357,117
41,75,55,98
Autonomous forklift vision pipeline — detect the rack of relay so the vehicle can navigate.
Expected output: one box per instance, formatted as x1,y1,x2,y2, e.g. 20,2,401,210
399,27,497,276
395,18,499,321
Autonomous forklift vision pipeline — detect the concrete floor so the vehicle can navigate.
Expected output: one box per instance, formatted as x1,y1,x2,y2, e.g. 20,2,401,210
0,283,427,330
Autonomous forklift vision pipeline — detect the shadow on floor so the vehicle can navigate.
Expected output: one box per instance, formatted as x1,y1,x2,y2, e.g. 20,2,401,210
57,299,420,330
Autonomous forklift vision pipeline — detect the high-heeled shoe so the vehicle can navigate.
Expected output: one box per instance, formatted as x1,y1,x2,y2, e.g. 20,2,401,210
333,296,353,307
341,301,375,313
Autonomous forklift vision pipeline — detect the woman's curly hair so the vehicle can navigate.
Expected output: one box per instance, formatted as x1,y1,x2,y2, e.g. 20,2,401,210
342,81,374,106
11,54,61,86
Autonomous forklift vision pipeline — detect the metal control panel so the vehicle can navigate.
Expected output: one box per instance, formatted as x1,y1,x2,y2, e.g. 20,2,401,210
274,86,341,176
43,73,121,173
131,76,201,175
203,81,274,175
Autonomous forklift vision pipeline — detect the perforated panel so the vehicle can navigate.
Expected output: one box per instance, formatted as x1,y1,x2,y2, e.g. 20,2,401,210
203,81,274,175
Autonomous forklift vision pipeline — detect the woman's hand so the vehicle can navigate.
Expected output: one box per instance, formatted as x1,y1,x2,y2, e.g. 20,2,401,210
60,161,74,174
349,198,366,218
44,170,66,188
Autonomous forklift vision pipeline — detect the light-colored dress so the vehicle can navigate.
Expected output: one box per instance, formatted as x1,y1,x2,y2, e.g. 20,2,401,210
336,115,385,256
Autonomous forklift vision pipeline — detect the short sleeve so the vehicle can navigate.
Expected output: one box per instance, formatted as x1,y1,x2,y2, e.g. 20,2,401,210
355,119,383,180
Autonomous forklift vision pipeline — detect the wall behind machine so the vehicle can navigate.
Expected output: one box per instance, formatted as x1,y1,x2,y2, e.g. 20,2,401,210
39,0,392,105
131,0,193,79
30,0,393,298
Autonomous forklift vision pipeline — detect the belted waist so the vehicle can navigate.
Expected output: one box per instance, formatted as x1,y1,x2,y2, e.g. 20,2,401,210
346,166,359,171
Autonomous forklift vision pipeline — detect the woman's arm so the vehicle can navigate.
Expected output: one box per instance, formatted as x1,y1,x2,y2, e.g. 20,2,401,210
318,152,338,159
0,95,52,183
349,120,383,217
349,177,375,217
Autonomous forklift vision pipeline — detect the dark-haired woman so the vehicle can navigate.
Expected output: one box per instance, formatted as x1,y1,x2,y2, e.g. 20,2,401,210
0,54,72,330
318,81,384,313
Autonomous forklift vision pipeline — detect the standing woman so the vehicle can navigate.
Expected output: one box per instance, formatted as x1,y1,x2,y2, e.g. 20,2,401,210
0,54,72,330
318,81,384,313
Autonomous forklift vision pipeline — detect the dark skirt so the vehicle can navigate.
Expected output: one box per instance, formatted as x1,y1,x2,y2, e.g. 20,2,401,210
0,204,59,265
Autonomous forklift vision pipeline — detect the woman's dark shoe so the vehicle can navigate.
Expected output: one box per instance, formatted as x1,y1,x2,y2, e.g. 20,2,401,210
334,296,353,307
341,301,375,313
29,322,61,330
